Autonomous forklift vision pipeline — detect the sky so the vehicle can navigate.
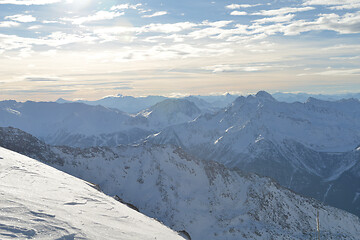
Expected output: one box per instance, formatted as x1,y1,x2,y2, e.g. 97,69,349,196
0,0,360,101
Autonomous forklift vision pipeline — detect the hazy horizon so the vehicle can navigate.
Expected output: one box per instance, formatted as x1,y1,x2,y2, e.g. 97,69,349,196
2,90,360,103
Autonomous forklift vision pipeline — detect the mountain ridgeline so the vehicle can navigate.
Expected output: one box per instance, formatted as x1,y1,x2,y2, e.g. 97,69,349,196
0,98,207,148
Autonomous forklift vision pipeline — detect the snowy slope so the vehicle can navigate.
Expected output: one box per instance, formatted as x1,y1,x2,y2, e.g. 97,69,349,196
149,91,360,216
0,147,184,240
1,128,359,239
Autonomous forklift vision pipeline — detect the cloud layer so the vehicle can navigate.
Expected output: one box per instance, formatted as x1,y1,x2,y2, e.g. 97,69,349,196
0,0,360,100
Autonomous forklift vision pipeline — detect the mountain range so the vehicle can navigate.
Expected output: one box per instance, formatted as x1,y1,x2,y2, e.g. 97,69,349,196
1,127,359,239
1,90,360,238
149,91,360,217
56,93,238,114
0,98,203,148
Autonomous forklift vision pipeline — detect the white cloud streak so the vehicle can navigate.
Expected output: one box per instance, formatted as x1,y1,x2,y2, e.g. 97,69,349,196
202,64,262,73
253,7,315,16
5,14,36,22
110,3,142,10
253,14,295,24
303,0,360,10
142,11,168,18
61,11,124,25
0,21,20,27
226,4,261,9
230,11,248,16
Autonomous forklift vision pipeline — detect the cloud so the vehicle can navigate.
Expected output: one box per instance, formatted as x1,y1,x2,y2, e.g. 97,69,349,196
26,77,59,82
142,22,197,33
253,14,295,24
202,64,262,73
303,0,360,10
330,4,360,10
110,3,142,10
230,11,248,16
41,31,98,46
142,11,168,18
0,21,20,27
61,11,124,25
0,0,60,5
6,89,76,94
94,22,198,43
226,4,261,9
111,43,233,62
315,68,360,75
113,86,133,90
253,7,315,16
5,14,36,23
282,11,360,35
239,11,360,36
201,20,233,28
28,25,42,30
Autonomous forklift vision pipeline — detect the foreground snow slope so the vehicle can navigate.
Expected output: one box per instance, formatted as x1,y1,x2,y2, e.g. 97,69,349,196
0,147,184,240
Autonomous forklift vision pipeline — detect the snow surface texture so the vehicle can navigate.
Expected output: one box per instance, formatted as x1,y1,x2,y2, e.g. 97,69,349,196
0,147,184,240
1,130,359,240
150,91,360,216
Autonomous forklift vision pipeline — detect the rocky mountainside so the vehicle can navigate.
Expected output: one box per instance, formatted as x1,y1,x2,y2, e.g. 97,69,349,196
1,127,360,239
149,91,360,216
0,146,184,240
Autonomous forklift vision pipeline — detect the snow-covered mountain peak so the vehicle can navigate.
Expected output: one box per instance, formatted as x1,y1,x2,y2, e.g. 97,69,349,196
230,91,276,111
305,96,325,104
255,90,276,101
55,97,69,103
137,99,202,129
148,98,201,116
